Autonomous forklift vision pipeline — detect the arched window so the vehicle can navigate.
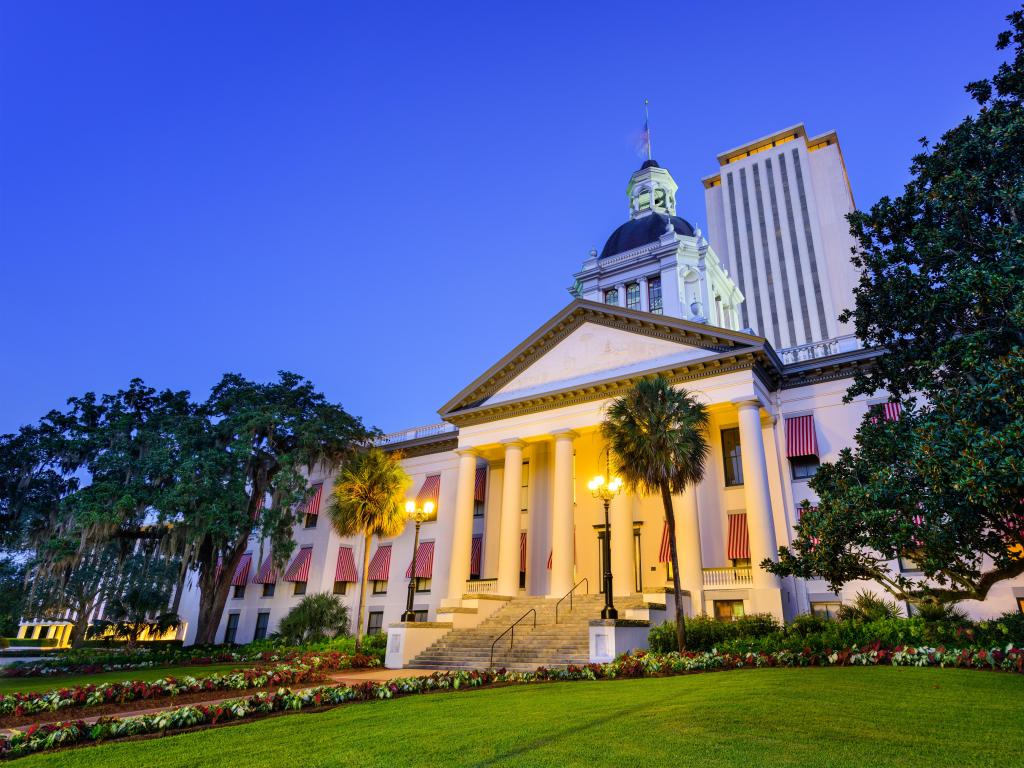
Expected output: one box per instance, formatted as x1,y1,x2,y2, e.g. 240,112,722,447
625,283,640,311
654,188,666,209
604,288,619,306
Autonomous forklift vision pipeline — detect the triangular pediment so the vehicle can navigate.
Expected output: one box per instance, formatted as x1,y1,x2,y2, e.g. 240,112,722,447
439,300,773,421
487,322,711,405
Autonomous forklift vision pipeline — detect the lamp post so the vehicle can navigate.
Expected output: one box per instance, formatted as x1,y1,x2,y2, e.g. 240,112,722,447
401,499,434,622
587,473,623,620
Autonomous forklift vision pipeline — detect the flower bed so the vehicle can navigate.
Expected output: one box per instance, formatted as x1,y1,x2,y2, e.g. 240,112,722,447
1,643,1021,760
0,651,379,721
0,647,379,680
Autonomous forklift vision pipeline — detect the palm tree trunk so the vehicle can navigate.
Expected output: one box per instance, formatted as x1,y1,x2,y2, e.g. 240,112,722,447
661,481,688,652
355,533,371,652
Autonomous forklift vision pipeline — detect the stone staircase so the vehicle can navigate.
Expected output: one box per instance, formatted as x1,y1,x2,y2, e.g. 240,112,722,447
410,594,651,672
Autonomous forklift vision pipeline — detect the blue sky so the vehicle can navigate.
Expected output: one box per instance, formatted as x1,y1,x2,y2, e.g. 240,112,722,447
0,1,1015,435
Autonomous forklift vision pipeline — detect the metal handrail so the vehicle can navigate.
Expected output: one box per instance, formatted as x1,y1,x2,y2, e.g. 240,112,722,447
554,578,589,624
489,608,537,668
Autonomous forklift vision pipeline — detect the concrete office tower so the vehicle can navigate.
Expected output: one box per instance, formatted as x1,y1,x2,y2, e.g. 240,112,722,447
703,125,861,362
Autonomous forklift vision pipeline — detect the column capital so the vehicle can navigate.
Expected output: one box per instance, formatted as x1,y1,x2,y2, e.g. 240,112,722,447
500,438,526,449
550,428,578,441
732,396,766,412
455,447,479,458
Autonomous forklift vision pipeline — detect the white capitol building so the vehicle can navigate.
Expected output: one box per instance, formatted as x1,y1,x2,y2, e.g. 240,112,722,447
174,123,1024,666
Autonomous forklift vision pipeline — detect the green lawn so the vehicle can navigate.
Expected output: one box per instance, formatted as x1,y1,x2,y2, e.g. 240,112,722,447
14,667,1024,767
0,663,256,695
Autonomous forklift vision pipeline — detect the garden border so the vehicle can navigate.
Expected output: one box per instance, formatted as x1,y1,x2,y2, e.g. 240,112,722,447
2,643,1022,760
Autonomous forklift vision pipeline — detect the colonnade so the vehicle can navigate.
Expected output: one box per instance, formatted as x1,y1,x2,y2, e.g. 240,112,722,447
445,399,780,608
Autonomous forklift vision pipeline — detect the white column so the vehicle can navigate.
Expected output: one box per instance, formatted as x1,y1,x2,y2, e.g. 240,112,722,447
445,448,479,605
675,484,704,614
639,276,650,312
610,494,635,597
737,400,781,590
497,440,525,596
548,430,576,597
616,282,626,307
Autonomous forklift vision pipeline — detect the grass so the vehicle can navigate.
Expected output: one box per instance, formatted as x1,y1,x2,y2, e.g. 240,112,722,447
0,663,256,695
14,667,1024,767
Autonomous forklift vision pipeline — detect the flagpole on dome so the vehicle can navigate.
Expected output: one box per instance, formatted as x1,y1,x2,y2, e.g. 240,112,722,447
644,98,652,161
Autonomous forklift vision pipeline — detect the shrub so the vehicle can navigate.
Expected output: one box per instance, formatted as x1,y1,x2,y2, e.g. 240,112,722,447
648,622,678,653
836,591,902,622
275,593,350,645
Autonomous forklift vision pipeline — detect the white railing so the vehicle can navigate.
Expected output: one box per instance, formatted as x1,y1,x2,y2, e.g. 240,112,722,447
376,422,457,446
779,335,862,365
702,567,753,588
465,578,498,595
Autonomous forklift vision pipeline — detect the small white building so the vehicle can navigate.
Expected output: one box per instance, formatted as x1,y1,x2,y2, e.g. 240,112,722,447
179,124,1024,647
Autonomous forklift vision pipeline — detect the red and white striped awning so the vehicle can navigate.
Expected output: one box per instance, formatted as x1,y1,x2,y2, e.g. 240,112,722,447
797,505,819,521
284,546,313,582
367,544,392,582
231,552,253,586
519,532,527,572
884,402,902,421
304,484,323,517
470,535,482,577
785,415,819,458
727,513,750,560
214,556,223,583
335,546,357,583
659,521,672,563
252,494,265,520
405,541,435,579
253,553,277,584
416,475,441,509
474,467,487,503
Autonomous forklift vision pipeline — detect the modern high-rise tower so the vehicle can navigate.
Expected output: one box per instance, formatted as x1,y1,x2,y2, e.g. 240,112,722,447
702,124,861,362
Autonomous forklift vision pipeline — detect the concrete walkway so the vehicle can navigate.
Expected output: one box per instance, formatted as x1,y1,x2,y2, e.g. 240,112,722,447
0,667,448,736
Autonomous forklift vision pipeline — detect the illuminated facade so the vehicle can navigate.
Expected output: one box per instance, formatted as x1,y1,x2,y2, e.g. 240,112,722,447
171,125,1023,655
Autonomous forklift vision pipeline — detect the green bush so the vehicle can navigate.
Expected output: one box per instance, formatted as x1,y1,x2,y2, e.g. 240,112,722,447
648,622,678,653
276,593,350,645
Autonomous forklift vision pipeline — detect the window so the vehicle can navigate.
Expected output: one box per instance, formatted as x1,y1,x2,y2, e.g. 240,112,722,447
224,613,240,644
625,282,640,311
367,611,384,635
304,512,318,529
333,581,348,595
810,601,842,620
731,557,751,569
604,288,619,306
372,580,388,595
1017,597,1024,614
413,610,428,622
473,499,484,518
233,585,246,599
520,461,529,512
648,276,663,314
293,581,307,596
634,528,643,593
262,583,275,598
415,578,431,594
654,189,666,209
636,190,650,211
253,612,270,641
721,428,744,486
899,555,922,573
713,600,745,622
791,456,820,480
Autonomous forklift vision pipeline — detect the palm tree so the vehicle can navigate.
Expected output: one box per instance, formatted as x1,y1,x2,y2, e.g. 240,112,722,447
327,448,410,650
601,376,709,652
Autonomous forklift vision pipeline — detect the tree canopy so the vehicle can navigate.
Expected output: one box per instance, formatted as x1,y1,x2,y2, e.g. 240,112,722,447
767,9,1024,606
0,371,372,645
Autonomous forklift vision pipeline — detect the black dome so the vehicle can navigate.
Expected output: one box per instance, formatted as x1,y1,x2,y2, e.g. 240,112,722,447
600,213,695,259
640,159,660,169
